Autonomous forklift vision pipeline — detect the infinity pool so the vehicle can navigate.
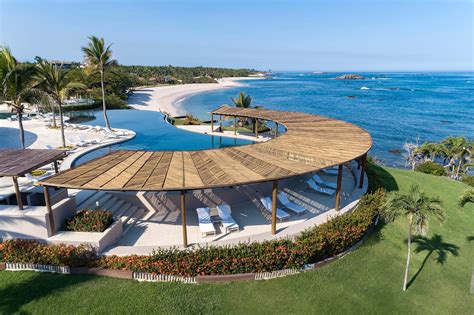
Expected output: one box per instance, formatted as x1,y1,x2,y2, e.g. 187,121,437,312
72,109,254,165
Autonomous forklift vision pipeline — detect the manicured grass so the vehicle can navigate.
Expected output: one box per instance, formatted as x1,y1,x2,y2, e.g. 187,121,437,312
1,166,473,314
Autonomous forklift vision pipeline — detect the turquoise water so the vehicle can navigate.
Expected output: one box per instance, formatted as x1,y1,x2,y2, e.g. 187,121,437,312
73,110,253,165
183,72,474,167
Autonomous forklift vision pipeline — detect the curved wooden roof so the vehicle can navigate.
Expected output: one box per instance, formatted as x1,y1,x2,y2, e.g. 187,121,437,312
39,106,372,191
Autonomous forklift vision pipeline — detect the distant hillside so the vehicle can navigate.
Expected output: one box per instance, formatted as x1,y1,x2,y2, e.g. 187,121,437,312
120,65,258,85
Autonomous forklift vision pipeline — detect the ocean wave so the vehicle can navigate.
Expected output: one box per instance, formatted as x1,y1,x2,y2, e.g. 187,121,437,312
360,87,370,90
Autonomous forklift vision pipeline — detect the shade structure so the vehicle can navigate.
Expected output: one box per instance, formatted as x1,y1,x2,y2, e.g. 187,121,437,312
0,149,66,177
39,106,372,191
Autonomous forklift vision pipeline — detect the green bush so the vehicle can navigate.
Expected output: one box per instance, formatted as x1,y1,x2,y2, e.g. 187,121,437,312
415,161,446,176
461,175,474,187
66,209,113,232
0,240,97,267
0,190,384,276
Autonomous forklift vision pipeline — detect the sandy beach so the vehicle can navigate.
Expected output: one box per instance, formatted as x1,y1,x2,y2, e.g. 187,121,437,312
128,77,263,116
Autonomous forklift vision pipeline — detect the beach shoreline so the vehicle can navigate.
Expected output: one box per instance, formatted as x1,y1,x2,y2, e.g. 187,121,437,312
128,77,263,116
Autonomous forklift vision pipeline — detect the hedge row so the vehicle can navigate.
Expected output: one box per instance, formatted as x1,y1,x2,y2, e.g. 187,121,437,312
0,189,384,277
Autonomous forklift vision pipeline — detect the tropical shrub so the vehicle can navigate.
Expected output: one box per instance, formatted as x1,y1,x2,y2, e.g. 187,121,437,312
461,175,474,187
0,240,97,267
0,191,384,276
66,209,113,232
415,161,446,176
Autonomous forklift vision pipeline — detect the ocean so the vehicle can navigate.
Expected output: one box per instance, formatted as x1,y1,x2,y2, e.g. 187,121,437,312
182,72,474,167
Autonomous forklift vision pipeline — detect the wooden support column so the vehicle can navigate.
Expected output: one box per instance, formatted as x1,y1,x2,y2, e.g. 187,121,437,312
219,115,223,132
53,161,59,173
211,113,214,132
271,180,278,235
181,190,188,247
275,122,279,137
44,186,55,235
234,116,237,135
359,154,367,189
255,119,259,138
12,176,23,210
335,164,343,211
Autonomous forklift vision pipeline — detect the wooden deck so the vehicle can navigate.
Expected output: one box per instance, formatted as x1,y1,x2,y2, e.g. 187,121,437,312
39,106,372,191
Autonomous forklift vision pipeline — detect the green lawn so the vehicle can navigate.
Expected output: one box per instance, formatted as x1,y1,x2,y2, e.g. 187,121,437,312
1,166,473,314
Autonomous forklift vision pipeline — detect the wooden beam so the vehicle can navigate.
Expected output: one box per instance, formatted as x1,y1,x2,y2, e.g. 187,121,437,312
53,161,59,173
211,114,214,132
271,180,278,235
44,186,55,236
12,176,23,210
275,122,279,137
234,116,237,135
181,190,188,247
335,164,343,211
359,154,367,189
219,115,222,132
255,119,259,138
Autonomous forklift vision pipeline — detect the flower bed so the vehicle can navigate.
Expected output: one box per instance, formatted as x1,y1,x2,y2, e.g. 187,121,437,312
65,209,113,232
0,190,384,277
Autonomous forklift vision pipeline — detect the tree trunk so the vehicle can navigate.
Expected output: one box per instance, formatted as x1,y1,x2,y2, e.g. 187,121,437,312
100,68,111,130
58,101,66,148
455,159,463,179
51,102,57,128
16,107,25,149
403,216,412,291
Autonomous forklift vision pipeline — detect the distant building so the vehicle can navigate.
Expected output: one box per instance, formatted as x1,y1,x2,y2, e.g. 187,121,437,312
49,60,73,69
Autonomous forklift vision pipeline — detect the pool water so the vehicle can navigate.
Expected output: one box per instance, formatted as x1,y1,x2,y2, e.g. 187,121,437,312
73,109,254,165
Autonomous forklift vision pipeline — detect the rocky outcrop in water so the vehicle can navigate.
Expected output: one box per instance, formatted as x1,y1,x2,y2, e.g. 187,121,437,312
332,74,365,80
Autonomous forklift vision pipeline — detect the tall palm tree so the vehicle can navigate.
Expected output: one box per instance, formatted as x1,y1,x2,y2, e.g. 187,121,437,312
82,36,113,130
381,184,446,291
0,47,41,148
35,60,87,147
459,188,474,207
419,142,444,162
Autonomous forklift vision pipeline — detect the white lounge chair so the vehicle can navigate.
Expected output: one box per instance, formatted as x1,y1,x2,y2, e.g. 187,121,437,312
196,207,216,237
260,197,290,221
312,173,337,189
277,192,306,215
100,130,119,139
76,135,99,145
216,204,239,233
321,167,339,175
306,179,336,196
66,137,87,147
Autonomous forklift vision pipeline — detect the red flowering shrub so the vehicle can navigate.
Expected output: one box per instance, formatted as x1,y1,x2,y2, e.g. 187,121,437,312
0,190,384,276
66,209,113,232
0,239,97,267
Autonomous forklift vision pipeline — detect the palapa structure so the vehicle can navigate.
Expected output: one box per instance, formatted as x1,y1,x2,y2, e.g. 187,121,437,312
39,106,372,246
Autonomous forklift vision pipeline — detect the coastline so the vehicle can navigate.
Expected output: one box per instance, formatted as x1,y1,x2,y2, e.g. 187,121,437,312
128,77,263,116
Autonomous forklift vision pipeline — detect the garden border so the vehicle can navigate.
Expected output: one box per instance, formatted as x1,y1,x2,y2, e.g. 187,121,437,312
0,217,379,284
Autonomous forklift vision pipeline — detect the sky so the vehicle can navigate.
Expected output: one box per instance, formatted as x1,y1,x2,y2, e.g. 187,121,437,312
0,0,472,71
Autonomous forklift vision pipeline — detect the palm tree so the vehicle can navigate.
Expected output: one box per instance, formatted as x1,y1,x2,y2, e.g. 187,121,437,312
231,91,252,108
35,60,87,147
231,92,255,131
419,142,444,162
0,47,41,148
441,136,471,179
459,188,474,207
82,36,113,130
381,184,446,291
